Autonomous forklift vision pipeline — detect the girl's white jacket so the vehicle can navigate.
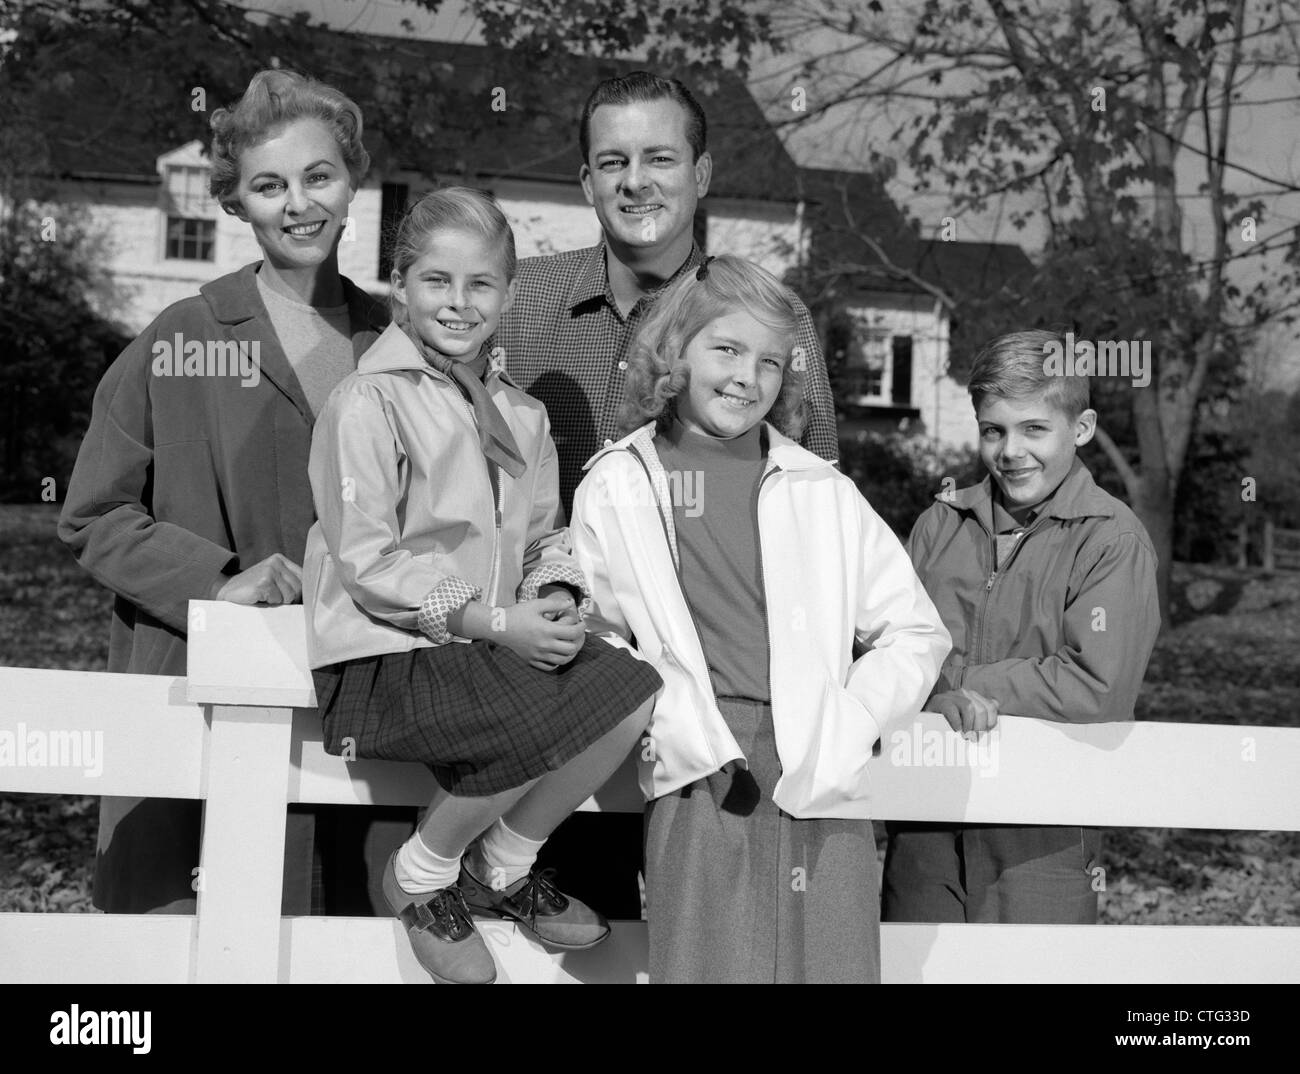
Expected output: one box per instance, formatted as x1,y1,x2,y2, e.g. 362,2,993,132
571,422,953,820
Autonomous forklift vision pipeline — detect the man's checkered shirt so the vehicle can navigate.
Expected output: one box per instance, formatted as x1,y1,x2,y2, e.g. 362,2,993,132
497,242,840,513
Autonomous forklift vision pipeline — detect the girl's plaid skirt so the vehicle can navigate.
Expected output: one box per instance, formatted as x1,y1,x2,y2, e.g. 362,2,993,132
313,636,661,797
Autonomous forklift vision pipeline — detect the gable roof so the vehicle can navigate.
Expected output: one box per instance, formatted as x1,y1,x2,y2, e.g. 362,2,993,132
31,27,803,202
796,165,1035,302
913,238,1036,298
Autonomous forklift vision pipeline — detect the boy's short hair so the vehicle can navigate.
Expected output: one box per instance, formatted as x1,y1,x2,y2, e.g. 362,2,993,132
579,71,707,163
967,330,1091,418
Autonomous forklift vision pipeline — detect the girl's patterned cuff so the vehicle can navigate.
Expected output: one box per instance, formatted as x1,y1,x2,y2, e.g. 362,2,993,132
417,577,483,644
518,562,593,616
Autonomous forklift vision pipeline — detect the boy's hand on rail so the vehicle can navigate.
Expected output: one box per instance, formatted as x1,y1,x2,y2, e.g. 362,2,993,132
931,689,999,738
213,553,302,606
504,595,587,671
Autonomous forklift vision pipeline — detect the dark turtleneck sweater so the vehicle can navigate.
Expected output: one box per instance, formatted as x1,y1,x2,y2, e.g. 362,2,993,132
654,419,770,702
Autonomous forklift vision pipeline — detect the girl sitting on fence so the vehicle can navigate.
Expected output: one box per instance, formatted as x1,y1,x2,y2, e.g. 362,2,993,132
569,255,952,983
303,187,661,985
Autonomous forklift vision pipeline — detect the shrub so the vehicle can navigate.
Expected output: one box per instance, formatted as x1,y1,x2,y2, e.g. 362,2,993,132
838,430,981,539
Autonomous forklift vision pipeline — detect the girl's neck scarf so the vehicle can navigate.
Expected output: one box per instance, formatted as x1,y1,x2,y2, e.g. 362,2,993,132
402,323,526,479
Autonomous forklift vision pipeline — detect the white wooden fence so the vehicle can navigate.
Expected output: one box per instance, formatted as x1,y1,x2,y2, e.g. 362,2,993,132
2,600,1299,983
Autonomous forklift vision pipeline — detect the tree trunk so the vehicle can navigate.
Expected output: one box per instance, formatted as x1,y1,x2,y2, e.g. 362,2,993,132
1132,471,1175,629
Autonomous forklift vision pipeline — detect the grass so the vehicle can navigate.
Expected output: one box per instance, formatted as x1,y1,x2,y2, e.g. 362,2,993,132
1,504,111,913
0,504,113,671
2,503,1299,924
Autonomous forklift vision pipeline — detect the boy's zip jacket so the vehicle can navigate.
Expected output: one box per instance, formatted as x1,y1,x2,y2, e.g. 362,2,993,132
907,457,1160,724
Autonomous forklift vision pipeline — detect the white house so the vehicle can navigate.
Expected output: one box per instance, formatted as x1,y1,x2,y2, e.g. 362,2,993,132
35,37,1025,454
793,167,1037,453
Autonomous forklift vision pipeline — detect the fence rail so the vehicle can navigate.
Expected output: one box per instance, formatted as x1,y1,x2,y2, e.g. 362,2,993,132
1264,521,1300,572
1239,519,1300,571
2,601,1299,983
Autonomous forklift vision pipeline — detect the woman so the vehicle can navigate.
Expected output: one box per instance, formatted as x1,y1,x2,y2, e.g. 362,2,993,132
58,69,401,914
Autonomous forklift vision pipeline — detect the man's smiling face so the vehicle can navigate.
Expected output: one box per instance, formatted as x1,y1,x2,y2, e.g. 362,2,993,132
579,98,711,254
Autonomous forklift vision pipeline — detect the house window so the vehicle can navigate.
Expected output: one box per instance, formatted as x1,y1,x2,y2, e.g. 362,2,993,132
837,316,915,406
163,165,216,261
165,217,215,261
845,325,890,401
891,335,913,405
379,182,411,280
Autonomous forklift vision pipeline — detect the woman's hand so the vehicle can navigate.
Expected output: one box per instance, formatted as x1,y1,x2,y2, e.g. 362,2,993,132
502,595,586,671
212,553,303,606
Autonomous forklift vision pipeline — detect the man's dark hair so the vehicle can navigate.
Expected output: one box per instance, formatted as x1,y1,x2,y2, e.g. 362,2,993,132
579,71,708,163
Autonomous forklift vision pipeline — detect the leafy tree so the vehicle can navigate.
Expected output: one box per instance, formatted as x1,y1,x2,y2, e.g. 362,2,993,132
0,0,773,186
838,430,981,539
0,0,780,502
6,0,1293,610
761,0,1300,616
0,200,128,501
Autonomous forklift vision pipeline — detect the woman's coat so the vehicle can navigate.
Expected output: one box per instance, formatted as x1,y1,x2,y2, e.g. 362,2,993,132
58,262,387,912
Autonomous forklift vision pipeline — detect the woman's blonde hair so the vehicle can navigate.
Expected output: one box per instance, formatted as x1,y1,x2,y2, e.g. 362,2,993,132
617,255,806,439
208,69,370,209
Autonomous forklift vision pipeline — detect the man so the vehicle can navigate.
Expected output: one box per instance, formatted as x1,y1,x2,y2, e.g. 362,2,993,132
500,70,838,512
498,71,840,920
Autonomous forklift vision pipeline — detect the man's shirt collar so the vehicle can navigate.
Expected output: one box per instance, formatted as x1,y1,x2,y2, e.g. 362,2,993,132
566,241,706,312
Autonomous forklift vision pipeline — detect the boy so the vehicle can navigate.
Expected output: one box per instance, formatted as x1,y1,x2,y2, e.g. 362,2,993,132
881,330,1160,924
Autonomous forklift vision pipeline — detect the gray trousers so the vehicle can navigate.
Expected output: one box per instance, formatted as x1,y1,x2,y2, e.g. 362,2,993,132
645,698,881,983
881,822,1102,923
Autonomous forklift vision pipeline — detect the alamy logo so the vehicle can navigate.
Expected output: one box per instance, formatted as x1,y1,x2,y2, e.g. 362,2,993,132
889,723,1000,778
151,333,261,387
0,723,103,777
593,467,703,518
50,1006,150,1054
1042,332,1151,388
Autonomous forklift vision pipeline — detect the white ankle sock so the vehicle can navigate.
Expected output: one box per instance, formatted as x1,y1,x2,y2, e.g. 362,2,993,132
394,831,462,894
473,818,546,890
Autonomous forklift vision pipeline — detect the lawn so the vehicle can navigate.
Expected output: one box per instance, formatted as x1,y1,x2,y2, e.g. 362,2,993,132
2,502,1299,924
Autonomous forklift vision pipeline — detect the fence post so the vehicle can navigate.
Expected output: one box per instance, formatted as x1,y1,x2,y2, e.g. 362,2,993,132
191,703,295,983
1264,519,1275,571
1236,519,1248,568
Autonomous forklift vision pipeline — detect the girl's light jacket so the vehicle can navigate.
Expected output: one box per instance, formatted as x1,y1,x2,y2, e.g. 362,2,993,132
305,322,588,669
571,422,952,820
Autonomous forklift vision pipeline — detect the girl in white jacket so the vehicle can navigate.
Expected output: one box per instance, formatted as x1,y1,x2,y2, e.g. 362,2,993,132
570,255,951,983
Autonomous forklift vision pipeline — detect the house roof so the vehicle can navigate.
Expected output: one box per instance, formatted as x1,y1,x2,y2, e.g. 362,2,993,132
29,25,803,202
913,238,1037,298
797,165,1035,301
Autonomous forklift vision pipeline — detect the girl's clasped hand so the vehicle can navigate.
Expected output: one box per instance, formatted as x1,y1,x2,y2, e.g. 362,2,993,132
447,590,585,671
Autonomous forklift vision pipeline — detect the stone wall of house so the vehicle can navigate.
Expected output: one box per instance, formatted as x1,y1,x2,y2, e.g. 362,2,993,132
54,177,385,332
492,178,602,259
706,196,805,280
